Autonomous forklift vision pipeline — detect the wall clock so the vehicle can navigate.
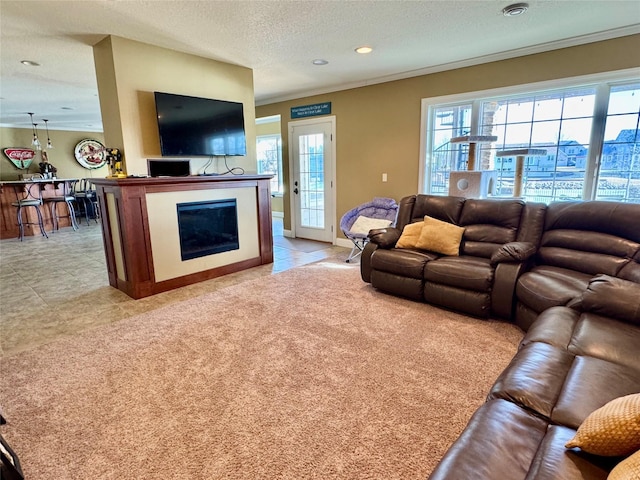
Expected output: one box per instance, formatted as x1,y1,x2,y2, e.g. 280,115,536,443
74,139,107,169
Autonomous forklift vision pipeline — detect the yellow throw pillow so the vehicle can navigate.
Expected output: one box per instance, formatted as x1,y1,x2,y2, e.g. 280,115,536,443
415,215,464,256
608,449,640,480
396,221,424,249
565,393,640,457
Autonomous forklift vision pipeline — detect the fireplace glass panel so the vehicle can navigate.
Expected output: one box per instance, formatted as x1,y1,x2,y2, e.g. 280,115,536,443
177,199,239,261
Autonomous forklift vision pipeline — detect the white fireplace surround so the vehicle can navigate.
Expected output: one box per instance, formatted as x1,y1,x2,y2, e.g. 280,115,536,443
146,187,259,282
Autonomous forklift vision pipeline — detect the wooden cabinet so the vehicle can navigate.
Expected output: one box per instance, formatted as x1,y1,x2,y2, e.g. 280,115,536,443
92,175,273,299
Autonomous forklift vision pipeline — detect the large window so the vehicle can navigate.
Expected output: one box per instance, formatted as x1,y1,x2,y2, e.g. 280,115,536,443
256,134,283,194
422,75,640,203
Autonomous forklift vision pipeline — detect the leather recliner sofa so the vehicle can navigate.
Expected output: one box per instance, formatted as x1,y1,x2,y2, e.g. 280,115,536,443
357,194,640,478
360,194,546,319
361,195,640,325
514,201,640,330
428,275,640,479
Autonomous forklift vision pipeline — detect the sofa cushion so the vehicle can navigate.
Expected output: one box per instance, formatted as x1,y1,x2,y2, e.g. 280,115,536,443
490,337,640,430
526,425,611,480
522,308,640,372
543,201,640,245
408,194,465,226
415,216,465,256
428,399,550,480
552,355,640,430
516,265,592,313
565,393,640,457
489,342,575,420
575,275,640,326
424,256,493,292
370,271,425,301
423,282,492,318
370,247,436,279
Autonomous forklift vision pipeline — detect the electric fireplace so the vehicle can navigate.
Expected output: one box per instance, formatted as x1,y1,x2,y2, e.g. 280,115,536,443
177,199,239,261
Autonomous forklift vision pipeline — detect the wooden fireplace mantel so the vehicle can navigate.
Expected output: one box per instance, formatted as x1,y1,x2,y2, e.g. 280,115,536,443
92,174,273,299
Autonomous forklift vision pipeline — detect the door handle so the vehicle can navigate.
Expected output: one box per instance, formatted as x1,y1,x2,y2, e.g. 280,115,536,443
294,188,299,194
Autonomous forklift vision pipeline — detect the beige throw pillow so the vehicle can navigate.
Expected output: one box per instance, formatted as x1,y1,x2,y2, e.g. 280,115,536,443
395,221,424,249
609,449,640,480
565,393,640,457
415,215,464,256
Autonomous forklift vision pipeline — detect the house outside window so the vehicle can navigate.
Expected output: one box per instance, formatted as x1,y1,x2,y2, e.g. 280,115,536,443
422,75,640,203
256,134,283,195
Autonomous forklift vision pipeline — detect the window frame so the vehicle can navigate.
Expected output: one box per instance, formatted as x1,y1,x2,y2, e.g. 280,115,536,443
419,68,640,201
256,133,283,195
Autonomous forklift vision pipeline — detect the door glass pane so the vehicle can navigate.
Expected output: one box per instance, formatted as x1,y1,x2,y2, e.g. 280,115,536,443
596,83,640,203
299,133,324,228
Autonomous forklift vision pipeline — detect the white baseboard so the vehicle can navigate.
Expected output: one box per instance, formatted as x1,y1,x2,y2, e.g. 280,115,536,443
283,229,294,238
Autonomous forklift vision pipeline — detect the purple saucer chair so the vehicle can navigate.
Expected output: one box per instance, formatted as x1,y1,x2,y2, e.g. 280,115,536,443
340,197,398,262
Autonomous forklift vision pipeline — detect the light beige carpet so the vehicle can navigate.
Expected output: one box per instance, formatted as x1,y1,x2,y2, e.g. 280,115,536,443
0,260,523,479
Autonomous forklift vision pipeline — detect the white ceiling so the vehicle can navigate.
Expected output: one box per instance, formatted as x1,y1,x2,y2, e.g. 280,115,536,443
1,0,639,132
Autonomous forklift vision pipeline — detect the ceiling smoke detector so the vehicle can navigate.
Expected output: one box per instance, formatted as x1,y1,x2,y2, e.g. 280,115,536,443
502,2,529,17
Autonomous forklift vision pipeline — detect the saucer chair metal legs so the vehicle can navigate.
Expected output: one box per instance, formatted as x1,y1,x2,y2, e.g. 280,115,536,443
345,234,368,263
340,197,399,263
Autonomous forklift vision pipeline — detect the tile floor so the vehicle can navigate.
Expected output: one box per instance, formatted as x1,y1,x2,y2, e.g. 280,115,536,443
0,218,347,356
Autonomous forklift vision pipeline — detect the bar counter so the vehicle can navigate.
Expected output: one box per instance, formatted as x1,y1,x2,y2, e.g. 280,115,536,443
0,178,79,239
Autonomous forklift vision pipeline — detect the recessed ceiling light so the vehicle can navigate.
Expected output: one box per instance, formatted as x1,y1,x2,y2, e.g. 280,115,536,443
355,46,373,54
20,60,40,66
502,2,529,16
312,59,328,65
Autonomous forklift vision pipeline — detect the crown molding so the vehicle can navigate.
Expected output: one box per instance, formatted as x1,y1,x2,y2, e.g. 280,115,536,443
256,25,640,107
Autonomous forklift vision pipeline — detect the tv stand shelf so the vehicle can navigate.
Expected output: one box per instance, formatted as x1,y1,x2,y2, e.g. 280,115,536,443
92,175,273,299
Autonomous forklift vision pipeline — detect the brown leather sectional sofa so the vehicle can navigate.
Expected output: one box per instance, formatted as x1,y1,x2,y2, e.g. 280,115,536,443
358,195,640,478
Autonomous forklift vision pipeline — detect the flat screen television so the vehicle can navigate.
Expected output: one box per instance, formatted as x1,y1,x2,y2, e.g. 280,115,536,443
154,91,247,157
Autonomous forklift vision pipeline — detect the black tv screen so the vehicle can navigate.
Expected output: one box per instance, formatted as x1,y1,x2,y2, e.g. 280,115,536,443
154,91,247,157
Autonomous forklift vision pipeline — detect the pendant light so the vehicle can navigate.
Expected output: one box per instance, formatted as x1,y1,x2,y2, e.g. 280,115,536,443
28,113,41,150
43,119,53,148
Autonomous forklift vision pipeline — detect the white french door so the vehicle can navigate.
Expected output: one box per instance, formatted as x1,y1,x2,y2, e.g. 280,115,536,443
289,117,335,242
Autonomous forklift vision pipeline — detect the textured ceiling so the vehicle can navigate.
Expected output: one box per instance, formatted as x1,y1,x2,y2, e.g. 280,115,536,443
1,0,639,131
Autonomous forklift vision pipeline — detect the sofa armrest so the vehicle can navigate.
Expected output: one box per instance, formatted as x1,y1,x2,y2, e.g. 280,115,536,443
360,242,378,283
368,227,401,249
492,262,531,320
490,242,537,266
573,275,640,325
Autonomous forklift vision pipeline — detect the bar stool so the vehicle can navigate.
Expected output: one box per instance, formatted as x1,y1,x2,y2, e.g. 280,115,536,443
10,182,48,241
73,178,99,225
43,180,79,233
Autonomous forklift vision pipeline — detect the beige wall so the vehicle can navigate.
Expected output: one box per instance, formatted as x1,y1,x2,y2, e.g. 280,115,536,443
0,127,107,180
256,34,640,236
93,36,257,176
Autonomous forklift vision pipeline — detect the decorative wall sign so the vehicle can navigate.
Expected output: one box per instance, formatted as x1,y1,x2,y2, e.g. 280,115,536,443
291,102,331,119
74,139,107,169
3,148,36,169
